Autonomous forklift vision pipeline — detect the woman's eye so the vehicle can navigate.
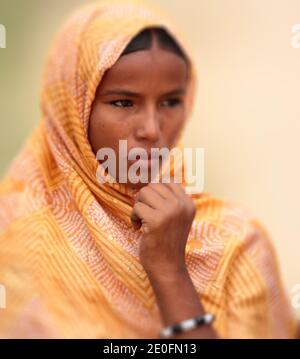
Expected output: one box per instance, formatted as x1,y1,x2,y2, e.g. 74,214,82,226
160,98,181,107
110,99,133,108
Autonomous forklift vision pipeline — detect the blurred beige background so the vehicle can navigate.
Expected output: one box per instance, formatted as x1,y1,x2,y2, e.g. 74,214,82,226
0,0,299,318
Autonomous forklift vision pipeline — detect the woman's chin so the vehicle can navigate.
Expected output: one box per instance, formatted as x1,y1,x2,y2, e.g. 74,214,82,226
123,181,150,191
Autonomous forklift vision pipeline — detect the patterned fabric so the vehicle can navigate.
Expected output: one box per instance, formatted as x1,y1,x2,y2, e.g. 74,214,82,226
0,0,297,338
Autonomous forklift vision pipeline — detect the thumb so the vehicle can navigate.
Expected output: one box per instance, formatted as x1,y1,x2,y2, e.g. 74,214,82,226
130,207,142,230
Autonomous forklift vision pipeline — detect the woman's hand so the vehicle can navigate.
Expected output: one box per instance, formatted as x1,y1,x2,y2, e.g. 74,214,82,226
130,182,196,279
131,184,218,339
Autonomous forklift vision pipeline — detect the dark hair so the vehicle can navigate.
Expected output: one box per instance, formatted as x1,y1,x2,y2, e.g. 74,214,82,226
121,27,189,66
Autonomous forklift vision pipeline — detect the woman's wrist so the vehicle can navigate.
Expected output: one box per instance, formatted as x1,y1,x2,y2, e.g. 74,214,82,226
143,262,189,285
143,260,218,338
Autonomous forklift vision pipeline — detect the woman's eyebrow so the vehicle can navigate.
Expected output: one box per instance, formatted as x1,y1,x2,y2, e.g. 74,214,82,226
163,88,186,97
101,89,140,97
100,87,186,97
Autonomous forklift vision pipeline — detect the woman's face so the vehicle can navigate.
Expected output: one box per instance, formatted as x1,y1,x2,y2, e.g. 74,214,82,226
88,37,188,189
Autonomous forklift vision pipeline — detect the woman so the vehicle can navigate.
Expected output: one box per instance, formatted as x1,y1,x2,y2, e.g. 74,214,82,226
0,0,297,338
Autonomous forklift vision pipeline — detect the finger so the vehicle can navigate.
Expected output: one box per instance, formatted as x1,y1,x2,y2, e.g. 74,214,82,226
147,182,172,200
136,185,164,209
164,181,187,199
131,201,154,230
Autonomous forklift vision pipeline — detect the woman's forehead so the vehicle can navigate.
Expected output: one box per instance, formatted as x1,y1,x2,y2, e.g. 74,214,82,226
97,47,188,95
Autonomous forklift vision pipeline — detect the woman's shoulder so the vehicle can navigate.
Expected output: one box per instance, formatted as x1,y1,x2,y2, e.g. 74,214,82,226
190,191,278,264
194,193,297,339
192,192,263,239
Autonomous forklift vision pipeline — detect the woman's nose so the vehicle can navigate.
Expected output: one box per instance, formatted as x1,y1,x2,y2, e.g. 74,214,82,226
135,105,161,143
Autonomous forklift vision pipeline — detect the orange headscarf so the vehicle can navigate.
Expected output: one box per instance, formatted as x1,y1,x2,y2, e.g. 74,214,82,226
40,0,198,225
0,0,297,338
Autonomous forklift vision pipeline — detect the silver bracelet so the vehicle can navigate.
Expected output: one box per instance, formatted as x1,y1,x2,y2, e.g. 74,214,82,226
159,313,215,338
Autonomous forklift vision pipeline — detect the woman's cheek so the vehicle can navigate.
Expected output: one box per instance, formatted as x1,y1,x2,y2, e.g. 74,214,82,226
165,114,185,143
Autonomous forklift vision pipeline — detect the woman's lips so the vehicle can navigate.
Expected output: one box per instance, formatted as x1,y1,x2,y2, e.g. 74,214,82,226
129,157,161,168
138,158,160,168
